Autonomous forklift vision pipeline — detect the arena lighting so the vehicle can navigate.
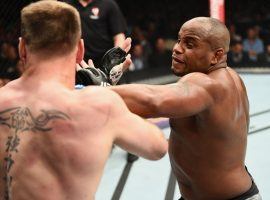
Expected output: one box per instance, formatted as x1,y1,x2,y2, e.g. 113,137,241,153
209,0,225,22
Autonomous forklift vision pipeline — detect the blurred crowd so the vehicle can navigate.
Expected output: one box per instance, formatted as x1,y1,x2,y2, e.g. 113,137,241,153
1,0,270,85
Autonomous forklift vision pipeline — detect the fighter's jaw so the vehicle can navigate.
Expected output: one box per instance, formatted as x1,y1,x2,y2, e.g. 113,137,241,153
171,60,188,76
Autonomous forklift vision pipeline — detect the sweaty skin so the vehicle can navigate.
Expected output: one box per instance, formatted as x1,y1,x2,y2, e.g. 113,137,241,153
0,39,167,199
111,18,252,199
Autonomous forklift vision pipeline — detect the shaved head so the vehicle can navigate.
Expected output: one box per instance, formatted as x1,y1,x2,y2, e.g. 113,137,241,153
181,17,230,53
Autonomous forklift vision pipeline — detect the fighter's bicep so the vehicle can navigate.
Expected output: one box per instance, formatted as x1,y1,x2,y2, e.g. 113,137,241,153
113,113,167,160
110,102,153,146
182,83,214,114
105,90,149,138
157,81,214,117
107,92,166,159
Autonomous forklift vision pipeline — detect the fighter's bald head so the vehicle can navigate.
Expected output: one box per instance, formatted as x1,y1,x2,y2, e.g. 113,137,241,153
181,17,230,53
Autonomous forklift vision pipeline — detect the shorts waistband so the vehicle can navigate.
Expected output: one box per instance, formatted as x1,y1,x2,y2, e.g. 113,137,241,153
229,180,259,200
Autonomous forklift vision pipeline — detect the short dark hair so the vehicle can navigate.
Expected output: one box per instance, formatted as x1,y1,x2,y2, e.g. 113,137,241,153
21,0,81,56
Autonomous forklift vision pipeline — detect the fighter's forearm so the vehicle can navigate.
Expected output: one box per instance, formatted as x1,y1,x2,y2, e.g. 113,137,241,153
110,84,160,118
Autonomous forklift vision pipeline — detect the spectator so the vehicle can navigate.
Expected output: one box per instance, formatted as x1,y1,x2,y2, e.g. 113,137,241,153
227,40,249,67
0,42,20,81
243,27,264,62
228,24,242,42
129,43,149,71
258,43,270,66
149,37,172,69
131,26,152,60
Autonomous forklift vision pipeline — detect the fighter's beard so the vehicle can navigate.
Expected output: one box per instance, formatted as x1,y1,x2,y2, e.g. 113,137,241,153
171,66,183,77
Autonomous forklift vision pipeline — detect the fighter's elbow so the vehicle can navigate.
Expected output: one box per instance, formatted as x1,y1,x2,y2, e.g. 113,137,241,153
148,140,168,160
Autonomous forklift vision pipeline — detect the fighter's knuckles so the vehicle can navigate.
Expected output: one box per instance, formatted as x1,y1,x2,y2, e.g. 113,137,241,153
75,67,110,87
100,47,127,85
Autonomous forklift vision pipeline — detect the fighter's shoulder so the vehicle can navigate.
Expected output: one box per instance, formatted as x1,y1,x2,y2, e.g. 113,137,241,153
180,72,222,89
75,86,124,109
180,72,226,99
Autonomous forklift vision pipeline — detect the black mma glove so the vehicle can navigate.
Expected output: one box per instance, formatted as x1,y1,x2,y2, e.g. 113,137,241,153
75,67,110,87
100,47,127,84
76,47,127,86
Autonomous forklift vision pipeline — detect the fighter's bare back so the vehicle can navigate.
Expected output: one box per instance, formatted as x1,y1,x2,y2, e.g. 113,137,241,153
0,81,118,199
0,78,166,199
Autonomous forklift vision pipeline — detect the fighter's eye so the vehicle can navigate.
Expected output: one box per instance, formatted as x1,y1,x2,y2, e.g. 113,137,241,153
186,42,194,49
177,39,181,44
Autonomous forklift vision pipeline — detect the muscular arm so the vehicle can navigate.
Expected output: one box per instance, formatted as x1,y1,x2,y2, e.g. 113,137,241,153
111,73,216,118
107,90,168,160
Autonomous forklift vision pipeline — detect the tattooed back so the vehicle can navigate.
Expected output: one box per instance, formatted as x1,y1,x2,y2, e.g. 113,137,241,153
0,82,122,199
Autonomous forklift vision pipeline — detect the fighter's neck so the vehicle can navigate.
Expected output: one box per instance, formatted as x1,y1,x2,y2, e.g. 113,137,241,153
207,55,228,73
21,55,76,90
207,63,227,73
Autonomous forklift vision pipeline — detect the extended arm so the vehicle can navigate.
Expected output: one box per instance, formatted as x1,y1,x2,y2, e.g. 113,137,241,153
107,90,168,160
110,73,216,118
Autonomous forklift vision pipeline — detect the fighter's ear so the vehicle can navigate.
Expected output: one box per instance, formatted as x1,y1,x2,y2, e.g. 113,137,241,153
210,48,224,65
18,37,26,64
76,39,85,64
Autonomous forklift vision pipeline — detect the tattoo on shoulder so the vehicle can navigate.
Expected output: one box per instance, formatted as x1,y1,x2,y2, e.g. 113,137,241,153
0,107,71,199
0,107,70,133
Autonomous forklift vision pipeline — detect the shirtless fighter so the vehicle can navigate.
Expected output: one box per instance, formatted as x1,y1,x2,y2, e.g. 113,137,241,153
110,17,262,199
0,1,167,199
